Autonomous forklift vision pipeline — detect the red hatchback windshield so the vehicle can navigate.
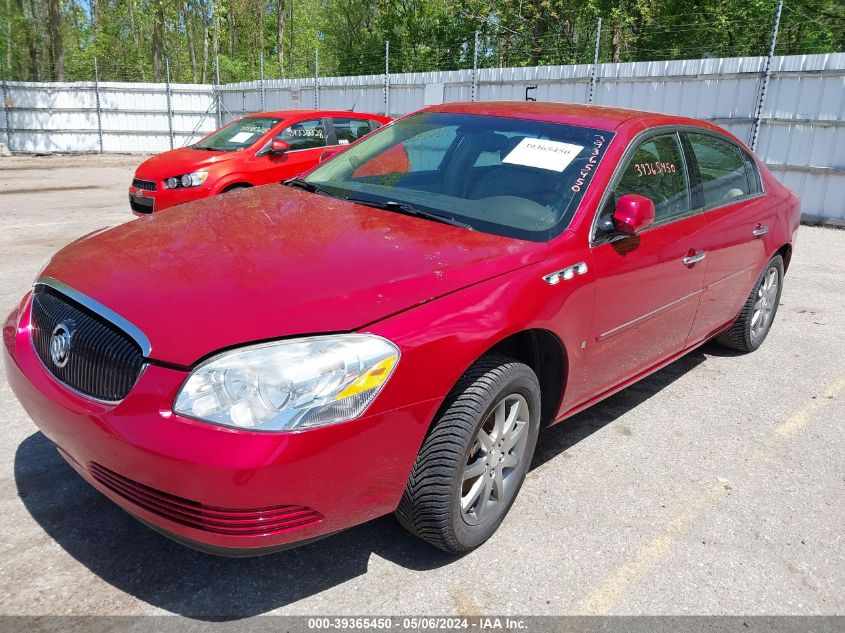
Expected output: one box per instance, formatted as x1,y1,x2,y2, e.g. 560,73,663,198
193,117,281,152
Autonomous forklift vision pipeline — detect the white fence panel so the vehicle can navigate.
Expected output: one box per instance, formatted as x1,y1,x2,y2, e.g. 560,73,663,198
1,53,843,222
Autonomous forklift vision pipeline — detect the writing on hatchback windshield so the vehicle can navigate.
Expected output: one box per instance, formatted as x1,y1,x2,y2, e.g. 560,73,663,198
194,117,281,152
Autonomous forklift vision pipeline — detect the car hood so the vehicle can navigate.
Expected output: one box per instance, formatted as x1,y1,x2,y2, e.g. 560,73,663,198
42,186,549,366
134,146,241,180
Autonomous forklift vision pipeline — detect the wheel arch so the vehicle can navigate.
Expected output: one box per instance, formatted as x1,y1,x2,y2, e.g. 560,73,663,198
221,181,254,193
776,242,793,273
476,328,567,426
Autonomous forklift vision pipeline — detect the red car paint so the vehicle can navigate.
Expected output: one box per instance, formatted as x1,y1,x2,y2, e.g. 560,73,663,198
128,110,391,214
5,102,799,555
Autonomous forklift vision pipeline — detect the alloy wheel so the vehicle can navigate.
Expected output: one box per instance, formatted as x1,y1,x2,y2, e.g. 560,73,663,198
460,394,530,525
751,266,779,342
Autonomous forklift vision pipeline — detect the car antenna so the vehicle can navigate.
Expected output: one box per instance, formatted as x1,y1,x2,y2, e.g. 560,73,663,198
348,89,363,112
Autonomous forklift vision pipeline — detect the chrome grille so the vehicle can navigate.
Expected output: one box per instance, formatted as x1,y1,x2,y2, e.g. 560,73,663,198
30,286,145,402
131,178,157,191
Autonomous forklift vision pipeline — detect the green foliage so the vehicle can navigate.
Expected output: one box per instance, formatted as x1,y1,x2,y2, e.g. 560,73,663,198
0,0,842,82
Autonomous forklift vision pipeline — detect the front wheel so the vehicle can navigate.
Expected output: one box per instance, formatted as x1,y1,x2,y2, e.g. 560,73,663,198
396,355,541,553
717,253,784,352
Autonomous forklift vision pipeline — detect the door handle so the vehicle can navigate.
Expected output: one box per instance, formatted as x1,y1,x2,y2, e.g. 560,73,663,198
753,224,768,237
682,250,706,266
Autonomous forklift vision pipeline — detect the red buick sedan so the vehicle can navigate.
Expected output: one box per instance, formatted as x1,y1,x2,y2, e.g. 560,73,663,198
128,110,390,214
5,102,799,556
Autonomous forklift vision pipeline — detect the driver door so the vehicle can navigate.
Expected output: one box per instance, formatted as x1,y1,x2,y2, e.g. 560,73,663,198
586,131,708,392
257,118,331,184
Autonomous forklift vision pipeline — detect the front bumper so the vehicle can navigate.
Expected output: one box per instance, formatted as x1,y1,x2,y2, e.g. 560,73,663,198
4,300,439,555
128,182,212,215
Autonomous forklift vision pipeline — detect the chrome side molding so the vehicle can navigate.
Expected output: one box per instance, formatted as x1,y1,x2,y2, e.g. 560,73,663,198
543,262,588,286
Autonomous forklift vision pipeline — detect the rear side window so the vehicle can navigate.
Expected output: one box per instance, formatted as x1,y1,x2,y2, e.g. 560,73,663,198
613,133,690,223
686,132,756,207
276,119,327,150
332,118,375,145
743,152,762,195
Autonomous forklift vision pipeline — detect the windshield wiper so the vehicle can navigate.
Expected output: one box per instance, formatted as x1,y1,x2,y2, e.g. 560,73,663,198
283,178,324,193
347,198,473,230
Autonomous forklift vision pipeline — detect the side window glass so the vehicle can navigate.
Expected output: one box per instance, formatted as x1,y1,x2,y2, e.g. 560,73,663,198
743,152,762,194
614,133,690,223
687,132,751,206
332,118,374,145
276,119,327,150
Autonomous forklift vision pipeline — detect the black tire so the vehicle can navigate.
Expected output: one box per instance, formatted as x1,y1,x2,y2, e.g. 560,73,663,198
396,355,541,553
716,253,784,353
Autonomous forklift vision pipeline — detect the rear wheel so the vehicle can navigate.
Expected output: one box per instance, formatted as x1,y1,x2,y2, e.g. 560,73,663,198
717,254,784,352
396,355,541,553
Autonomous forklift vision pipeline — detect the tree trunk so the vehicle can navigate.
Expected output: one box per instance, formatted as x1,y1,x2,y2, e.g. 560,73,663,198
5,0,12,75
152,2,165,81
186,3,197,81
611,19,623,63
201,0,209,82
276,0,285,76
228,9,236,57
47,0,63,80
127,0,139,47
210,0,219,59
15,0,38,80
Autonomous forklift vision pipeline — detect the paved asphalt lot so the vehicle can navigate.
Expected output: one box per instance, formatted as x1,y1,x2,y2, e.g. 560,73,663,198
0,155,843,619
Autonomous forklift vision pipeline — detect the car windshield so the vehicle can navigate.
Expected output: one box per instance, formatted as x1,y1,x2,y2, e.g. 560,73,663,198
304,112,614,241
193,117,281,152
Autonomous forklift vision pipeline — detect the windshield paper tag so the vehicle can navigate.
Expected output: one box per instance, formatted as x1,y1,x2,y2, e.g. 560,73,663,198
502,139,584,172
229,132,255,143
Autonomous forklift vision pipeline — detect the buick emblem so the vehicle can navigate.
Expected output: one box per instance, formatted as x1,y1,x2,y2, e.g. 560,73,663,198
50,322,75,368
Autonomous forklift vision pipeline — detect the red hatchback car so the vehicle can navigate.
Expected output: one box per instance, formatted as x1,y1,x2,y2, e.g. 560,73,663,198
128,110,390,214
5,102,799,556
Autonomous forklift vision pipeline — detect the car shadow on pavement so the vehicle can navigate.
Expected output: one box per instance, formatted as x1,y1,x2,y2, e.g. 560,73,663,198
14,344,711,621
531,346,709,469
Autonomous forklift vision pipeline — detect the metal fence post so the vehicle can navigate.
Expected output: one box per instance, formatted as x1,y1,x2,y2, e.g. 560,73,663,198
384,40,390,116
1,70,11,152
165,59,174,149
93,57,104,153
215,55,222,128
471,31,480,101
749,0,783,151
259,52,265,111
588,17,602,104
314,48,320,109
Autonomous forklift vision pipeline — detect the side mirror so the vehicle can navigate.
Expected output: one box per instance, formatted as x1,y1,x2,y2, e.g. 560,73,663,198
320,146,344,163
612,194,656,235
270,139,290,154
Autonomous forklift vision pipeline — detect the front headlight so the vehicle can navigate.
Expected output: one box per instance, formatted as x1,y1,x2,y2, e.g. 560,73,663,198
164,171,208,189
173,334,400,432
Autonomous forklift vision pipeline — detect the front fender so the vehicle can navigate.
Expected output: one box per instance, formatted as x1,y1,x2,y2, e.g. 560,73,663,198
362,237,595,422
211,174,254,194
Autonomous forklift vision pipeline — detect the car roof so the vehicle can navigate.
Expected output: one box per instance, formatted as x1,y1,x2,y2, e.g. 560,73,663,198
246,110,387,119
421,101,721,135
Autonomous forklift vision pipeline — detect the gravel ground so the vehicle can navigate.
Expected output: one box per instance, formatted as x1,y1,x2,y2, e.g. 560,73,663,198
0,155,843,620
